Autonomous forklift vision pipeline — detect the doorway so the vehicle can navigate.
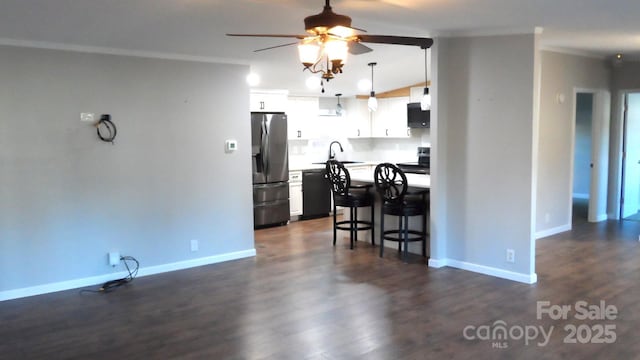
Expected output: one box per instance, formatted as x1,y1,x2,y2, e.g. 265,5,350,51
569,88,610,226
620,92,640,221
572,93,593,224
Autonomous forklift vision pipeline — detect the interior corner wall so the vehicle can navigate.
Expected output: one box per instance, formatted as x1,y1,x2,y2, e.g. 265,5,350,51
435,34,536,277
0,45,255,296
536,51,610,234
609,61,640,219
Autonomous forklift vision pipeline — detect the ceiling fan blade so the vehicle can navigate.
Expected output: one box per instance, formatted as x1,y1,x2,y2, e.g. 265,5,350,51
227,34,306,39
358,35,433,49
348,42,372,55
254,42,299,52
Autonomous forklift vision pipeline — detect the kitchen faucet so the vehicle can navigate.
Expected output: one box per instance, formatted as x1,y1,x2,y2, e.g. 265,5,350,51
328,141,344,161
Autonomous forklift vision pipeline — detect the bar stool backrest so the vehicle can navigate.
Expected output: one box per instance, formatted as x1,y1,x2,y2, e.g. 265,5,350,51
326,160,351,197
374,163,408,204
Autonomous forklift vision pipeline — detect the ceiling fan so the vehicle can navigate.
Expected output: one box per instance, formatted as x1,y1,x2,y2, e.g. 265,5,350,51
227,0,433,84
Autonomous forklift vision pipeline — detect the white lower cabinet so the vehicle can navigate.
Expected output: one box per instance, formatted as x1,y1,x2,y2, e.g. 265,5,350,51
289,171,303,216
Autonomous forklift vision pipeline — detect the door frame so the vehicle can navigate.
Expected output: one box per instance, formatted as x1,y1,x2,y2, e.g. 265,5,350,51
618,90,640,219
613,89,640,220
568,87,610,225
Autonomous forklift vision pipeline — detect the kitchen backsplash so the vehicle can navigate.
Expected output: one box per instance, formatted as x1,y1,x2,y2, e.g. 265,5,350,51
288,128,430,166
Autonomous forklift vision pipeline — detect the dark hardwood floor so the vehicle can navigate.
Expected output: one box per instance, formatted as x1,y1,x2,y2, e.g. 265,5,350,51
2,217,640,359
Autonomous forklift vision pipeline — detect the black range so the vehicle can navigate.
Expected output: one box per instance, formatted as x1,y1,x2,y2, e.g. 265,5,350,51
396,162,430,175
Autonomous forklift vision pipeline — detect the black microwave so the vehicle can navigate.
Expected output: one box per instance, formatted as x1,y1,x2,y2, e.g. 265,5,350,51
407,102,430,128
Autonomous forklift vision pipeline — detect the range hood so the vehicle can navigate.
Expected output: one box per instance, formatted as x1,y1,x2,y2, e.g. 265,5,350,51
318,108,342,117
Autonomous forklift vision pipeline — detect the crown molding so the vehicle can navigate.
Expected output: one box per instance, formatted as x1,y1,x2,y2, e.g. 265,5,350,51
0,38,251,65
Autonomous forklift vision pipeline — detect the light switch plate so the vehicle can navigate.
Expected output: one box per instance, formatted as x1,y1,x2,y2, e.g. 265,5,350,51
81,112,96,123
225,139,238,153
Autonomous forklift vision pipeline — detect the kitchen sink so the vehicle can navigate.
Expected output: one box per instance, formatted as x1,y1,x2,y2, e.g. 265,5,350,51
312,160,363,165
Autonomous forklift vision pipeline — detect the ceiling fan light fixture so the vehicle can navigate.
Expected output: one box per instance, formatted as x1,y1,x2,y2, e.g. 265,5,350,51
325,39,348,64
304,1,352,34
298,41,321,67
329,25,355,39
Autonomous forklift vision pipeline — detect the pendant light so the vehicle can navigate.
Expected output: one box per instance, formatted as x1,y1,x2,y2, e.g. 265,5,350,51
421,48,431,111
335,93,343,116
367,62,378,112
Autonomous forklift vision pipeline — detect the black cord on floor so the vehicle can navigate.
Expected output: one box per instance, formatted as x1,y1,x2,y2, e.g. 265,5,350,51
80,255,139,294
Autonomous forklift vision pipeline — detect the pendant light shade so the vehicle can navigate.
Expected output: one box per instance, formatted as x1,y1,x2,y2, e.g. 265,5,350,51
367,62,377,112
421,87,431,111
368,92,378,112
421,48,431,111
335,93,343,116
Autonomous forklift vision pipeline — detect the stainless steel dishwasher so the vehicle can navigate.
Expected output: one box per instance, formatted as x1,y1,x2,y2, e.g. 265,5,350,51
301,169,331,219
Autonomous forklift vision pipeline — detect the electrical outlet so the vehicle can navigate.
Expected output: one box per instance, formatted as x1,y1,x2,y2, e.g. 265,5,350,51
190,239,199,252
506,249,515,263
108,252,120,267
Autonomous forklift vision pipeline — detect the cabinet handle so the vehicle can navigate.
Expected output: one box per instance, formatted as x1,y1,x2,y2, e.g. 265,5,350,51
357,129,360,137
386,129,389,136
407,128,410,136
260,101,265,110
297,130,301,138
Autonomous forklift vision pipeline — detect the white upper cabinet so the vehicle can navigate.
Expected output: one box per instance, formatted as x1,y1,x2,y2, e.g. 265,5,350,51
250,90,288,113
286,96,319,140
371,96,410,138
346,98,371,138
345,96,409,138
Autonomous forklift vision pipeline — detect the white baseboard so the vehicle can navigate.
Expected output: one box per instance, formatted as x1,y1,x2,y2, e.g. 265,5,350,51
535,224,571,239
590,213,608,222
428,258,448,268
444,259,537,284
572,193,589,199
0,249,256,302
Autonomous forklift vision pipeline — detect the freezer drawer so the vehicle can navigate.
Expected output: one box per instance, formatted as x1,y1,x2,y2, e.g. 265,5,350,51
253,182,289,203
254,199,290,228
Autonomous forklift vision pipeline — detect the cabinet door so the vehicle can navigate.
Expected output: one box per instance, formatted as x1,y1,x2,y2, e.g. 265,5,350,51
250,91,288,112
371,97,409,138
387,97,410,138
346,98,372,138
370,98,391,137
287,96,318,140
289,182,303,216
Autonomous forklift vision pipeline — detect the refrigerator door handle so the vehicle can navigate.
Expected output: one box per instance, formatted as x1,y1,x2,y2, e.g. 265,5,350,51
263,117,270,179
261,118,268,178
253,153,263,173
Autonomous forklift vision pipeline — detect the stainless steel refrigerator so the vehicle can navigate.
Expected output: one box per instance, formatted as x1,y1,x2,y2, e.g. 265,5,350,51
251,112,290,228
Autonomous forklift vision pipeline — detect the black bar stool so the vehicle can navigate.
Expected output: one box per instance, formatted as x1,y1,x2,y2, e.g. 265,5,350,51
373,163,428,262
326,160,375,249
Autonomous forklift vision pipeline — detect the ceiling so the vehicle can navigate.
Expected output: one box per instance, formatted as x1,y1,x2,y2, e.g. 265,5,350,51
1,0,639,96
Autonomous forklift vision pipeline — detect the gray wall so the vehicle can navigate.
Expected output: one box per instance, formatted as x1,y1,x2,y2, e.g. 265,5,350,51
573,93,593,196
609,61,640,218
433,34,537,277
0,45,254,292
536,51,610,231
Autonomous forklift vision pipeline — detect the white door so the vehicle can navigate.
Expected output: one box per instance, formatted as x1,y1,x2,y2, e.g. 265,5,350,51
587,90,610,222
621,93,640,219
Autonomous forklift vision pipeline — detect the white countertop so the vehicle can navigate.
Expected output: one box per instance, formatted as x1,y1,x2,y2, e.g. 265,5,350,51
349,169,430,189
289,161,430,188
289,161,378,172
